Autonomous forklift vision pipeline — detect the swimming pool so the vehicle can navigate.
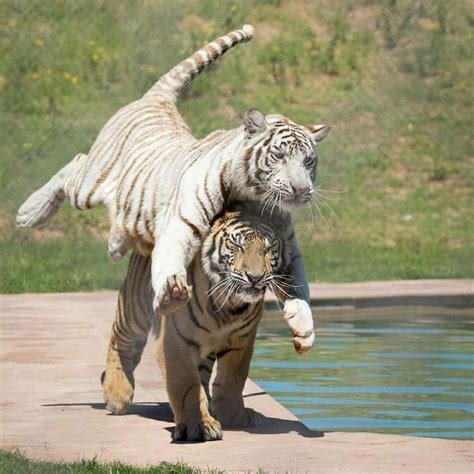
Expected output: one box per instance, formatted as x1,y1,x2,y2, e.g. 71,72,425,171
251,307,474,440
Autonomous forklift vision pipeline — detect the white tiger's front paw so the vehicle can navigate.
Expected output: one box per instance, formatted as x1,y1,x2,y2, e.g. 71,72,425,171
283,299,315,354
292,331,315,354
153,273,192,316
108,233,129,262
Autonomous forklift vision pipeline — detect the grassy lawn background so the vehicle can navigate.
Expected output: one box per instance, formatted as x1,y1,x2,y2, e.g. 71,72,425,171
0,449,211,473
1,0,472,293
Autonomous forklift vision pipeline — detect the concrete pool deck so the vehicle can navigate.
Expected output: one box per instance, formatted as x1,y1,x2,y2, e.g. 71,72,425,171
1,288,473,472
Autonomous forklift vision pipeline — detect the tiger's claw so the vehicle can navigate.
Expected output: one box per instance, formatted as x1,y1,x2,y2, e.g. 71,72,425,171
153,273,192,316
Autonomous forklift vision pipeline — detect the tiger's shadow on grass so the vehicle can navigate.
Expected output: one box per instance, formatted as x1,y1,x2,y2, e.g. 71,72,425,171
43,391,324,440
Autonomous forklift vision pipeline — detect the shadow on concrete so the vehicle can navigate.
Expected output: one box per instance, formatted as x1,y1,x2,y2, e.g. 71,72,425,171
236,416,324,439
42,399,324,439
42,401,174,422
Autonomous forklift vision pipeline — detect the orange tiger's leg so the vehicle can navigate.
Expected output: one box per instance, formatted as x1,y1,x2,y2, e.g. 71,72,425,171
210,325,262,428
102,253,152,415
157,317,222,441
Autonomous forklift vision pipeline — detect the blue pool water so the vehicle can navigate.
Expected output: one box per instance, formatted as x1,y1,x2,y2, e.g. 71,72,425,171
250,309,474,439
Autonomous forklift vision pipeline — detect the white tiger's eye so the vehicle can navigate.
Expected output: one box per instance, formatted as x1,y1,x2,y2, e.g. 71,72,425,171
304,155,315,167
273,150,284,160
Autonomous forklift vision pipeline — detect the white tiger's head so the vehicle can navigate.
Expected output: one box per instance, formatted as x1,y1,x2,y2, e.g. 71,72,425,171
241,109,330,211
201,208,289,305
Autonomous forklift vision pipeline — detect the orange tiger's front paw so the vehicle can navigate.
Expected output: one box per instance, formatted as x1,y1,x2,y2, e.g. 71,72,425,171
153,273,192,316
173,416,223,442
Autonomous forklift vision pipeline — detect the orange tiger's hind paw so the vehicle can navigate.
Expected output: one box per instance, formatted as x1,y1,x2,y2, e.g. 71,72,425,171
102,369,134,415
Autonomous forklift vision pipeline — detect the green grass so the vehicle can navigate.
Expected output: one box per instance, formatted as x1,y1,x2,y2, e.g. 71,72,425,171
0,449,213,473
1,0,473,292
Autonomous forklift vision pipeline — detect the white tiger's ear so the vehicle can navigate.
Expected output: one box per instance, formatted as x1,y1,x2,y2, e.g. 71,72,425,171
243,108,267,139
308,124,330,143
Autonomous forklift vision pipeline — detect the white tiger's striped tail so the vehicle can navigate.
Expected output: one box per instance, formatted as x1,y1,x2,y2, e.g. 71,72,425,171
145,24,255,102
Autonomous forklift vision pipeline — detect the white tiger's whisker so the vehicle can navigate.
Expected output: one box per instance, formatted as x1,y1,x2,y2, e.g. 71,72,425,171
314,195,338,218
310,199,329,228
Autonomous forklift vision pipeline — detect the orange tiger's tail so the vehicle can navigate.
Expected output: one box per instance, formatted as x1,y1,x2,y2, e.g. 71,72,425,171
145,24,255,103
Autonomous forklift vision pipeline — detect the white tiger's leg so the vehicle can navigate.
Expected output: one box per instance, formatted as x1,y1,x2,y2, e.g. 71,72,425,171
151,218,202,316
108,227,130,262
16,154,86,228
281,219,315,354
283,299,315,354
102,253,152,415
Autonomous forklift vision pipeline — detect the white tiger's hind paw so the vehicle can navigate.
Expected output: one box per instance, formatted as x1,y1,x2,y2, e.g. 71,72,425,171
16,186,65,228
108,233,129,262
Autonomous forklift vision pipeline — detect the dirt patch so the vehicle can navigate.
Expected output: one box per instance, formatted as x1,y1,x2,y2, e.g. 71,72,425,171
31,228,65,241
255,21,281,45
0,213,10,233
284,0,327,38
90,227,109,241
348,4,378,31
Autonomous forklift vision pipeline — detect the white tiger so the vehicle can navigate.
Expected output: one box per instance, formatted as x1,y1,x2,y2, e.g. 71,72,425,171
16,25,329,329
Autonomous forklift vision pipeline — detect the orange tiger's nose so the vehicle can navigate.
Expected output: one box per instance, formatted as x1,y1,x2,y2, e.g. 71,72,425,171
245,271,263,286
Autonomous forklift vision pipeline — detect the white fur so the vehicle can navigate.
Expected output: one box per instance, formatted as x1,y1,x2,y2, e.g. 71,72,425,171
16,25,326,327
283,298,315,354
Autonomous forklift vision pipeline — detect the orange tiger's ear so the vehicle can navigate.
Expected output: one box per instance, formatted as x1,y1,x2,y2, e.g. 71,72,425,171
307,124,330,143
243,108,267,139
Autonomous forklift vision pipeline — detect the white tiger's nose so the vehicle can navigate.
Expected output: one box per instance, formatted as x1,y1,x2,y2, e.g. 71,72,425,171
291,185,311,199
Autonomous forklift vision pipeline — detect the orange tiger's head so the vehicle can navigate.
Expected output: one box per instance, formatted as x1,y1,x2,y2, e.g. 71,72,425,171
201,207,290,304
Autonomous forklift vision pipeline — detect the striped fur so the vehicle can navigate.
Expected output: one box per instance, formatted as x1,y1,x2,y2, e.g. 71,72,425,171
102,205,314,441
16,24,329,317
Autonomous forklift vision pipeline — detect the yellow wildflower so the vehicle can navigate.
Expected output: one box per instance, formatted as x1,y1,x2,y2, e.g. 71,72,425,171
230,4,237,12
424,21,440,31
64,71,71,79
271,45,281,54
70,76,79,85
91,52,99,62
201,22,214,35
23,143,33,150
33,38,43,47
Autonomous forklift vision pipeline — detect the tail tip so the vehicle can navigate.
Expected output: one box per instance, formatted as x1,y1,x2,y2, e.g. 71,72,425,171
242,24,255,38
